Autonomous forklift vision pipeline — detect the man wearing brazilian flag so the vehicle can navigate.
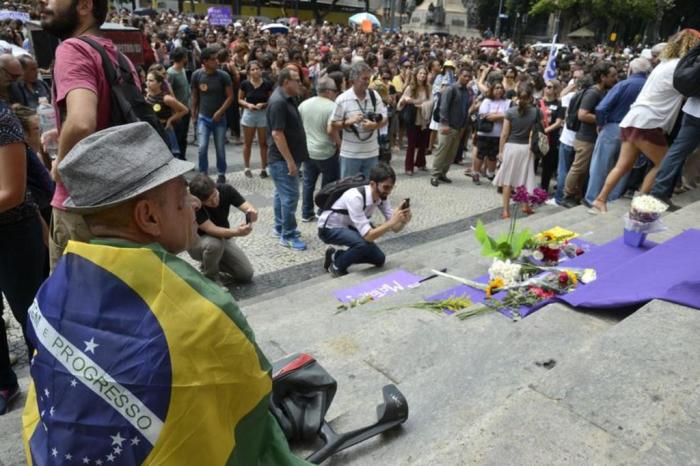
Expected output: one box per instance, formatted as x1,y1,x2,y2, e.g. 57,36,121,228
22,122,309,465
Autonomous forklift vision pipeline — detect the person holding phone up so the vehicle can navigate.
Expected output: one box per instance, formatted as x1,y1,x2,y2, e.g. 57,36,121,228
187,173,257,286
317,163,412,277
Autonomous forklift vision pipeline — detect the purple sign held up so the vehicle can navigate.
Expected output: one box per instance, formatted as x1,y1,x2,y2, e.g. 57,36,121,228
334,269,423,303
207,6,231,26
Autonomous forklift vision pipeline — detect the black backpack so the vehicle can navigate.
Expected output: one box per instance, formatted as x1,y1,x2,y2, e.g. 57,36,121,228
314,173,367,214
564,87,590,132
78,36,168,143
673,41,700,97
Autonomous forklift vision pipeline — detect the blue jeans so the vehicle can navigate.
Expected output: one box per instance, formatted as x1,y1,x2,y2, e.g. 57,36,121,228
165,127,181,157
651,112,700,200
318,227,385,274
269,160,300,240
340,156,378,179
584,123,629,205
302,155,340,219
197,115,227,175
555,142,575,203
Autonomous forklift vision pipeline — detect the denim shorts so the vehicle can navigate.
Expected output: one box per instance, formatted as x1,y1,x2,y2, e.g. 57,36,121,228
241,108,267,128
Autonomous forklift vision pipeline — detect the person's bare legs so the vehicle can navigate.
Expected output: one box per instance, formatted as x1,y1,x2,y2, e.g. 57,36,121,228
634,140,669,194
242,125,256,170
593,141,640,213
256,127,268,172
502,185,512,218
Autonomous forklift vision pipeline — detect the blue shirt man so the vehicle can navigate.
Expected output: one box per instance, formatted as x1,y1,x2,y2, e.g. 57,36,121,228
584,59,652,206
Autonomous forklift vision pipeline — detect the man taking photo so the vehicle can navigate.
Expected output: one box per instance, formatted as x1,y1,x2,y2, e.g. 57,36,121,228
317,163,411,277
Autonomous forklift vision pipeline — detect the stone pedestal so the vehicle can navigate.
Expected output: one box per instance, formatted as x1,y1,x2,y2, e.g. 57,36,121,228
404,0,480,38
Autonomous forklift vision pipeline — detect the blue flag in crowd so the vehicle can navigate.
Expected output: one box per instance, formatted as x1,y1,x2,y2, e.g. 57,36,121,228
544,35,558,82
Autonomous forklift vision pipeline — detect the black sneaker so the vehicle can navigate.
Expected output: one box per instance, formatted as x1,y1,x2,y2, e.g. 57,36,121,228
216,174,226,184
430,177,439,187
301,215,317,223
438,175,452,183
0,384,20,415
260,169,268,178
472,173,481,185
559,196,579,209
324,247,336,272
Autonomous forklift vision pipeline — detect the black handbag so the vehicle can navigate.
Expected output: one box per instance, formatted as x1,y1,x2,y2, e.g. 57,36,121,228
476,115,494,133
399,103,417,125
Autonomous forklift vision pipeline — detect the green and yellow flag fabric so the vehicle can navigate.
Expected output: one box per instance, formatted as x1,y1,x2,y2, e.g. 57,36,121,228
22,239,309,465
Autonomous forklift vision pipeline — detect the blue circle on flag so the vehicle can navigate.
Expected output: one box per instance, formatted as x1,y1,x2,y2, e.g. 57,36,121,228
28,253,172,465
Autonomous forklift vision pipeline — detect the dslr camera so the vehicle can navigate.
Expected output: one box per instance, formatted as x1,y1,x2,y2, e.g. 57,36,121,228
365,112,383,123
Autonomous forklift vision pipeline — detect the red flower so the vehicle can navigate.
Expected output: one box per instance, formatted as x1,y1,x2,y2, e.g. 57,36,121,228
558,272,569,285
539,245,561,263
575,247,584,256
530,286,556,299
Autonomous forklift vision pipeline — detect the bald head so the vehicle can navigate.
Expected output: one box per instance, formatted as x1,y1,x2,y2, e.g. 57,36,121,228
0,53,22,98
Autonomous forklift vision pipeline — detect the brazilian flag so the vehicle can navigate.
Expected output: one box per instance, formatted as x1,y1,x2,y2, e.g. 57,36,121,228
22,239,309,465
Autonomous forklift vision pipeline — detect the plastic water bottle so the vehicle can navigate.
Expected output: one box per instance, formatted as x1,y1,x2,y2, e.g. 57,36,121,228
37,97,58,159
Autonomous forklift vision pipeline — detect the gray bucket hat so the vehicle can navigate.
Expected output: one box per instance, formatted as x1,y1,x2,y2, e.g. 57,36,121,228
59,122,194,214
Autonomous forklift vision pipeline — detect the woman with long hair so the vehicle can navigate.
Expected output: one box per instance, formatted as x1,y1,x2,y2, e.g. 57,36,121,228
397,66,432,175
537,79,564,192
238,60,273,178
502,66,518,99
473,82,509,184
592,29,700,213
144,70,189,159
493,84,539,218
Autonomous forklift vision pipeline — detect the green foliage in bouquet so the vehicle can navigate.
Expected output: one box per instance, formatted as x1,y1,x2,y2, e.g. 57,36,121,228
474,219,532,261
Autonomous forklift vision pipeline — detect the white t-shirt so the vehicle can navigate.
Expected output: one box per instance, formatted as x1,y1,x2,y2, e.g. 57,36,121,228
477,98,510,137
332,87,387,160
559,92,577,146
317,185,393,236
620,58,683,134
682,96,700,118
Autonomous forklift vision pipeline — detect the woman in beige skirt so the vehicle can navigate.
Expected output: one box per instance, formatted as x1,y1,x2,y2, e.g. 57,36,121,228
493,84,539,218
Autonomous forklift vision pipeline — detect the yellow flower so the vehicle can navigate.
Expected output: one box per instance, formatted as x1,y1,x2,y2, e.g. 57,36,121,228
485,277,505,298
566,271,578,285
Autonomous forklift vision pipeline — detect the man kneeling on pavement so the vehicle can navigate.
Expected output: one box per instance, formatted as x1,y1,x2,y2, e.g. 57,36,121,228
23,123,307,464
188,173,257,285
318,163,412,276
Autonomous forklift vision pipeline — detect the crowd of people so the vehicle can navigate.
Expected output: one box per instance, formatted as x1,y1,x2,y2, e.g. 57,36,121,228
1,0,699,460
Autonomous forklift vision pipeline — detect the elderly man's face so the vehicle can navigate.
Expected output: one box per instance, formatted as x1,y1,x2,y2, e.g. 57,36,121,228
22,58,38,83
154,177,197,254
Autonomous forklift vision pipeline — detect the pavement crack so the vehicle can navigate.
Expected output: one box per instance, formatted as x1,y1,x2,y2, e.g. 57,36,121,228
363,359,400,385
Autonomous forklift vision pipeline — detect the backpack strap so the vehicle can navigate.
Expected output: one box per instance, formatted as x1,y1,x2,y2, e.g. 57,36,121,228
369,88,377,112
322,186,368,229
77,36,118,86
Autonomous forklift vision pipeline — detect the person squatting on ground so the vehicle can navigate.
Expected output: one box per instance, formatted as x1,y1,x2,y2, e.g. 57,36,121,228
187,173,257,285
317,163,412,277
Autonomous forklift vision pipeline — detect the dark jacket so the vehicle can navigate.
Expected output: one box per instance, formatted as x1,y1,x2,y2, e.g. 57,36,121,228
439,82,471,130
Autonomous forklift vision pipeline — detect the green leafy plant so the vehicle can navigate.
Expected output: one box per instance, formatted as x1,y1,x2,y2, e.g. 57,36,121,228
475,219,532,261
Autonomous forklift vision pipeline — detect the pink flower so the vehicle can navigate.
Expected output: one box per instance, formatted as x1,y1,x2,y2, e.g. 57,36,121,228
512,185,530,204
530,286,555,299
558,272,569,285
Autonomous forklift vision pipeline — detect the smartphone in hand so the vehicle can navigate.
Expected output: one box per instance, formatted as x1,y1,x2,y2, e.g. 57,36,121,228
399,198,410,210
245,212,252,225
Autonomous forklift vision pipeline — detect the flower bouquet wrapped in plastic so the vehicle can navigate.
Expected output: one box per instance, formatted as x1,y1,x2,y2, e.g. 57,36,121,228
623,195,668,247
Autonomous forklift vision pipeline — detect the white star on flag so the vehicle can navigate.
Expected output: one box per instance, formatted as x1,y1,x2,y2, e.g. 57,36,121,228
110,432,125,447
82,456,90,464
130,436,140,446
84,337,99,354
70,379,78,387
50,406,55,416
44,388,50,397
113,446,122,455
51,448,58,457
106,453,115,462
40,410,45,417
65,453,73,460
95,460,102,465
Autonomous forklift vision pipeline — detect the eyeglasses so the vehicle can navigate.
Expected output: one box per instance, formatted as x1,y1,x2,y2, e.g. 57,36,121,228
545,85,554,89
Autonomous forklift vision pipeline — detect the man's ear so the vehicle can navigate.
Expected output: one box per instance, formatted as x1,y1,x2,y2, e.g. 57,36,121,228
133,198,163,238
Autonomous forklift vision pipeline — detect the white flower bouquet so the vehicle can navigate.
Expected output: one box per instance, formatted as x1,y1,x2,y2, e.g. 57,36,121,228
624,195,668,246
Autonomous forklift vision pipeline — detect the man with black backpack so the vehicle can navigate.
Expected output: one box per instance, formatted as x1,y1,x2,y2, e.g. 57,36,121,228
41,0,143,268
560,62,617,207
317,163,411,277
